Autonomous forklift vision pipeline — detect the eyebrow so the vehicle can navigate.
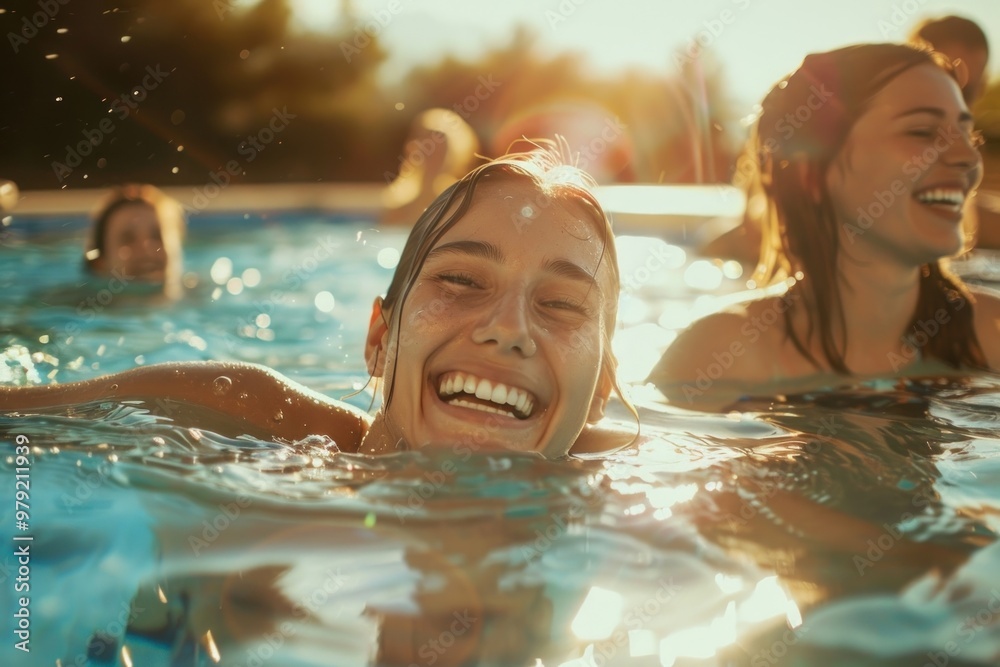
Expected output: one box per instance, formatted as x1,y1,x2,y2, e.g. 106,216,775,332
427,240,503,263
426,240,601,292
544,259,601,293
893,106,974,123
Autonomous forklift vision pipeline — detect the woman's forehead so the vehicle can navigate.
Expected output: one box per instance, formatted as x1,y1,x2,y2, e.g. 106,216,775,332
426,177,616,294
444,176,604,241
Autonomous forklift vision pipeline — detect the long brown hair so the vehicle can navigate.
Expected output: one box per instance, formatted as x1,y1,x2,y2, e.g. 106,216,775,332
750,43,987,372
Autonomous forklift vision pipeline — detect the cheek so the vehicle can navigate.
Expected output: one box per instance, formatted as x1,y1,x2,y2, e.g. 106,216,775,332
548,322,603,379
110,244,131,261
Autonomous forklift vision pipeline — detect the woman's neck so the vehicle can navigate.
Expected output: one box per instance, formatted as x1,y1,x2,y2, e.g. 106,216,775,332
832,255,923,373
357,413,405,455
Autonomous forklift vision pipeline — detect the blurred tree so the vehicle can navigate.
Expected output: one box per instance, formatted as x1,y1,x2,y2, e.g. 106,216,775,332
0,0,386,189
0,4,742,190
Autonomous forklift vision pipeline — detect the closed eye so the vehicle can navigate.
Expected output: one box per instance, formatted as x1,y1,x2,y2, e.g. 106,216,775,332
542,297,591,316
436,272,480,288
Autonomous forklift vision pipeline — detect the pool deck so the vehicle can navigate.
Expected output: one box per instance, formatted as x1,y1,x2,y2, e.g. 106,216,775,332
10,182,386,217
6,182,746,242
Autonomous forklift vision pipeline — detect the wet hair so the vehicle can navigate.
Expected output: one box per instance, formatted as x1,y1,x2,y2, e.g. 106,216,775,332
379,145,637,432
85,183,186,272
910,16,989,55
750,42,987,372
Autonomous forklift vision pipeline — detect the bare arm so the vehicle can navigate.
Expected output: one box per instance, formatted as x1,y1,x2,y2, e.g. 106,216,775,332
0,361,371,451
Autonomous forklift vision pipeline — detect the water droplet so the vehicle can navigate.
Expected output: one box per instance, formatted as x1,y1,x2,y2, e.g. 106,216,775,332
272,410,284,423
212,376,232,396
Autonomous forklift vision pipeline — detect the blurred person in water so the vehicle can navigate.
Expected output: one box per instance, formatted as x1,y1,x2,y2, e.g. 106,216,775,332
3,146,639,458
650,43,1000,409
381,108,480,225
910,15,999,251
910,15,989,107
0,179,18,214
84,184,186,299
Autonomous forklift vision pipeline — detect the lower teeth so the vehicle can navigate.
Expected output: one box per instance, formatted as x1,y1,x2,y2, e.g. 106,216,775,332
448,398,517,417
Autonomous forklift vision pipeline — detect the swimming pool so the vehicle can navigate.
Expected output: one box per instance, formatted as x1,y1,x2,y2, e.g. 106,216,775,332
2,211,1000,666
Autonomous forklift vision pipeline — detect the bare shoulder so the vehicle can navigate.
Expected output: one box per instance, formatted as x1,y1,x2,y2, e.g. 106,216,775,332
1,361,372,452
647,294,789,406
971,286,1000,369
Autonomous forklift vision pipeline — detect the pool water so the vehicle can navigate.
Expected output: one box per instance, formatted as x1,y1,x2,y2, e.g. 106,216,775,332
2,213,1000,666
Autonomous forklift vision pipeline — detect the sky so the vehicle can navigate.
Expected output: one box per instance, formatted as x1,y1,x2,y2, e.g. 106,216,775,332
287,0,998,113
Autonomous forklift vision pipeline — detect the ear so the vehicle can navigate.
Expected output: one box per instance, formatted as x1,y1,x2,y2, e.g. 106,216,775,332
364,297,390,377
586,366,613,424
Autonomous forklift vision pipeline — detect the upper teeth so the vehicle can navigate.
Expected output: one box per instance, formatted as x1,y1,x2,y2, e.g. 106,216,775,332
916,189,965,207
438,372,535,418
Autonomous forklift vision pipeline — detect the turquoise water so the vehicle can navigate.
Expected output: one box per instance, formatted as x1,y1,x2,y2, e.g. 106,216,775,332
2,214,1000,666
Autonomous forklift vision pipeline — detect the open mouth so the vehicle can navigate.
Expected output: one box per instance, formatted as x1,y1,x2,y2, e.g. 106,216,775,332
436,371,537,420
914,187,966,214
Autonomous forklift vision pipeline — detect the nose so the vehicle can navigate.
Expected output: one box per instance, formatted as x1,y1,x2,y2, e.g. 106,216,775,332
942,126,983,173
939,129,983,191
138,234,163,257
471,291,537,356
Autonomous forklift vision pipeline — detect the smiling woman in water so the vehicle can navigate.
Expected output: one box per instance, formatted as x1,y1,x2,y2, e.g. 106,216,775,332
1,149,638,458
84,184,187,300
650,43,1000,409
